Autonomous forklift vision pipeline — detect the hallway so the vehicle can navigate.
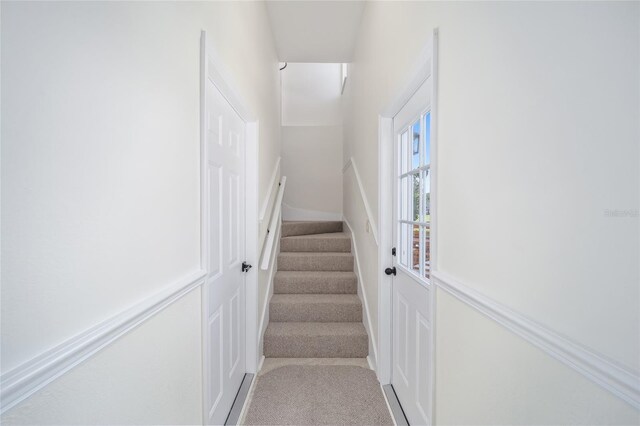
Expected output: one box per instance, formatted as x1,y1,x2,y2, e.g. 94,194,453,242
1,1,639,425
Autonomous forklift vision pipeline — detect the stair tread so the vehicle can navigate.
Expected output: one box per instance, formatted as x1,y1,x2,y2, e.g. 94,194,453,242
276,271,356,278
281,232,349,240
283,221,343,224
274,271,357,294
280,232,351,253
278,251,353,272
265,322,367,337
281,221,343,237
271,294,361,305
270,294,362,322
279,252,352,257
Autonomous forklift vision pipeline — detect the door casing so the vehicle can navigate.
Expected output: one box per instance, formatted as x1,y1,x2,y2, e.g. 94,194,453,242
377,28,439,421
200,30,260,424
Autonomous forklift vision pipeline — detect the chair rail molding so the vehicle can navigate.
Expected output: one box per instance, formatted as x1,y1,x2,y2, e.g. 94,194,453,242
431,269,640,410
343,157,378,245
0,269,207,414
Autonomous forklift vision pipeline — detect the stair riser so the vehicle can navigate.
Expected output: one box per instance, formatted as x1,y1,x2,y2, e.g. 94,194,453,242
270,302,362,322
274,276,357,294
278,255,353,271
281,222,343,237
264,335,368,358
280,238,351,253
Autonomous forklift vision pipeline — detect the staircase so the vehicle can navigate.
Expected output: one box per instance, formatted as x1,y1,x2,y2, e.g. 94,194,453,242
264,221,369,358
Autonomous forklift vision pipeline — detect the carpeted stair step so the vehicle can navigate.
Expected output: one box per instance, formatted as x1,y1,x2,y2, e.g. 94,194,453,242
278,252,353,271
264,322,368,358
270,294,362,322
281,221,343,237
274,271,357,294
281,232,351,253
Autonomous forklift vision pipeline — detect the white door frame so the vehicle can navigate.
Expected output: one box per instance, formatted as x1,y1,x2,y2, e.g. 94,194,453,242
377,28,439,413
200,30,261,423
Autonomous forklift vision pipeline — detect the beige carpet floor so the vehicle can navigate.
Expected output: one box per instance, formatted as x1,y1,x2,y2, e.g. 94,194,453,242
242,364,394,425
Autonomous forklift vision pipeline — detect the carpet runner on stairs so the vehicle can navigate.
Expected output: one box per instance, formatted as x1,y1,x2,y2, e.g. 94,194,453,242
264,221,369,358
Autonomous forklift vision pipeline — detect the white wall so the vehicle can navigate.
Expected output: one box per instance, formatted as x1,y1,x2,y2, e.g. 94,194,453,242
1,1,280,423
436,290,638,425
344,1,639,423
281,63,344,218
281,63,343,127
282,126,343,219
2,291,203,425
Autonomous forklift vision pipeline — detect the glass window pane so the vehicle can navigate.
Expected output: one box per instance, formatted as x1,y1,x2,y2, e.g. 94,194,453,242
400,131,408,175
411,173,420,221
423,112,431,166
398,134,402,175
411,120,420,170
423,225,431,279
400,177,409,221
422,170,430,222
411,224,420,272
400,222,409,267
407,223,413,269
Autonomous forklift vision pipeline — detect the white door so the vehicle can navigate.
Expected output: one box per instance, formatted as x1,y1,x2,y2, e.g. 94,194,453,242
391,78,433,425
203,71,247,425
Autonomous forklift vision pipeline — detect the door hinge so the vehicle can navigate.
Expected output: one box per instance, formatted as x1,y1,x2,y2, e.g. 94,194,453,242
241,261,252,273
392,247,396,257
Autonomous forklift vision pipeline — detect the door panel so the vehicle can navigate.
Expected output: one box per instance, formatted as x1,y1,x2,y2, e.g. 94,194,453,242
204,75,246,425
416,313,431,421
208,308,223,415
391,77,433,426
229,289,240,377
395,295,410,386
209,165,223,277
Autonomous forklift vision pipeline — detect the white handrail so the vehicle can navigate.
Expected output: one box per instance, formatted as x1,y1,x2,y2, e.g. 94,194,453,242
259,157,281,223
343,157,379,245
260,176,287,270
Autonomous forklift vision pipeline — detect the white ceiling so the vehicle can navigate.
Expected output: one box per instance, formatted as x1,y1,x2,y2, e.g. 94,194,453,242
266,1,365,63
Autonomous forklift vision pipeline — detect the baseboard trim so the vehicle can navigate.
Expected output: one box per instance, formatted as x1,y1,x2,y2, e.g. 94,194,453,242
0,269,207,414
257,355,266,372
367,355,376,372
431,269,640,410
382,384,409,426
236,367,260,426
343,218,378,369
225,373,254,426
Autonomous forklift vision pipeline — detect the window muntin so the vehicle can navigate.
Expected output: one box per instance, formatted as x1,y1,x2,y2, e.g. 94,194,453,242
412,121,420,169
397,111,431,282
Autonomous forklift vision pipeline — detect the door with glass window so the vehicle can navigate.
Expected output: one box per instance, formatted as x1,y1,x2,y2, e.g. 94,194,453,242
391,77,433,425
